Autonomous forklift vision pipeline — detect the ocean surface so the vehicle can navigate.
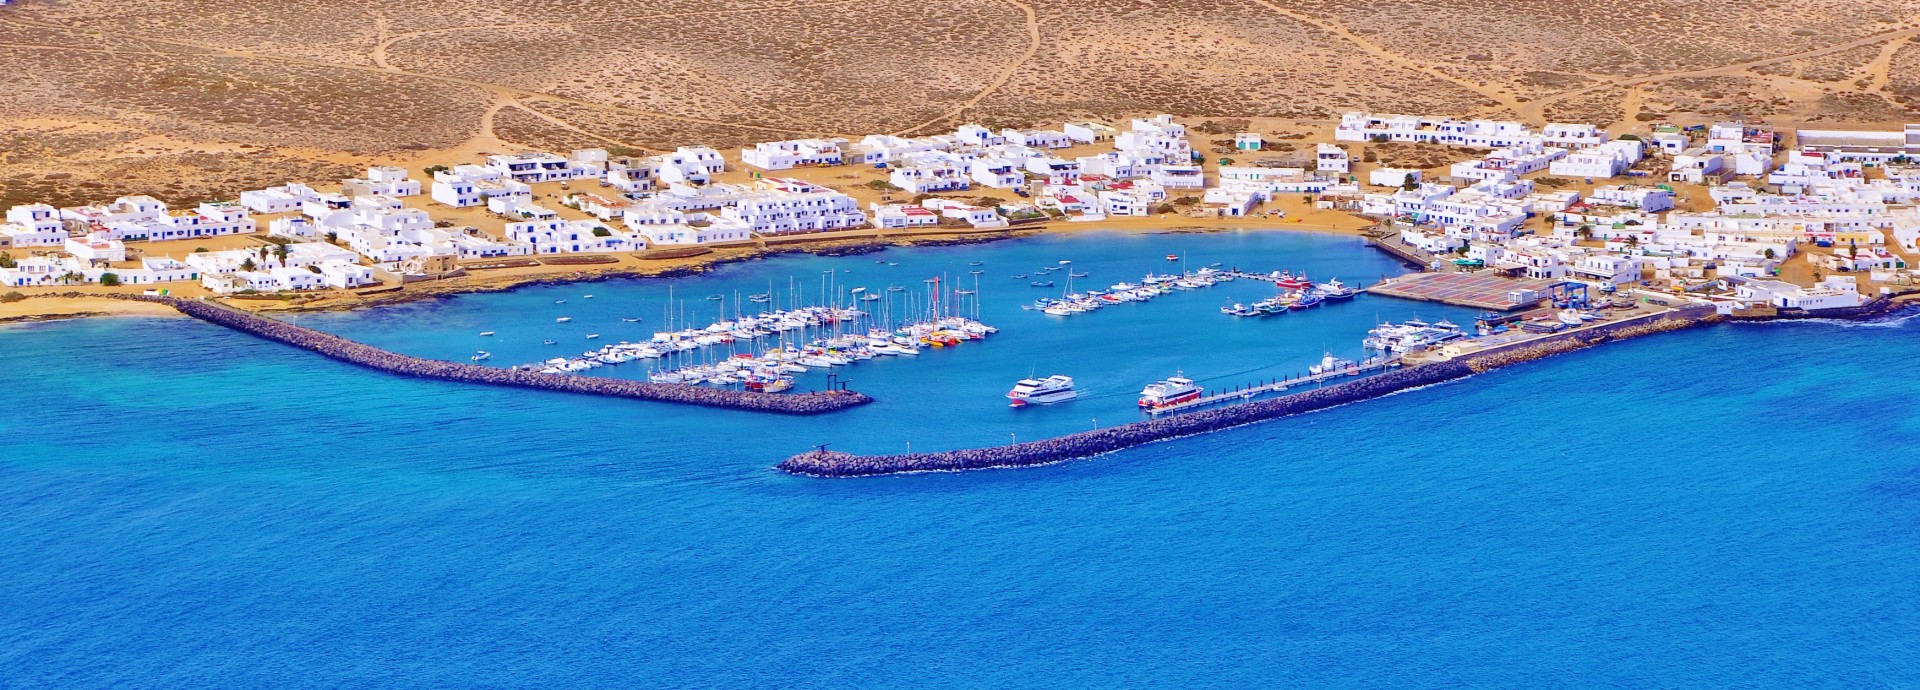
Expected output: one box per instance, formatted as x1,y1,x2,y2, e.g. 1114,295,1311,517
3,230,1917,687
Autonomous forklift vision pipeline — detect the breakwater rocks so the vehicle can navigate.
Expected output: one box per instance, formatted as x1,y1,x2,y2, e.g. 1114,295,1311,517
116,294,872,415
778,308,1721,477
778,361,1478,477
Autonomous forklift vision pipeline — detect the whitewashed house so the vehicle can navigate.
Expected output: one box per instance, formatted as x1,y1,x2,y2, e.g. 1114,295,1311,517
741,138,847,170
869,203,941,229
341,166,422,198
240,183,318,214
1317,144,1350,174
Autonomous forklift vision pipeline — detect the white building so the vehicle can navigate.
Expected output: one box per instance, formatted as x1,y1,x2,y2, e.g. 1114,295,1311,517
341,166,422,198
486,151,601,184
240,183,319,214
63,234,126,263
652,147,727,184
921,198,1007,228
1316,144,1350,174
1540,123,1608,149
741,138,847,170
889,156,973,194
1001,128,1072,149
1587,185,1674,212
4,203,67,246
505,219,640,254
1063,121,1118,144
870,203,941,229
1547,139,1643,179
721,189,866,235
970,158,1026,189
1370,168,1422,188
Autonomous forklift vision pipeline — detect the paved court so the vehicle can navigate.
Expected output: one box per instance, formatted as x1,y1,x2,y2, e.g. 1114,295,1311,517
1367,272,1556,311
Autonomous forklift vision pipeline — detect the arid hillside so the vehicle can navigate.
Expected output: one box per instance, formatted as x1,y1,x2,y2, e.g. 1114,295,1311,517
4,0,1920,206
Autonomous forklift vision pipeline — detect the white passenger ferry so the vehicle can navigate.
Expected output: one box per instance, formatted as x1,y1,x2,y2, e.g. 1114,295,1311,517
1007,375,1078,407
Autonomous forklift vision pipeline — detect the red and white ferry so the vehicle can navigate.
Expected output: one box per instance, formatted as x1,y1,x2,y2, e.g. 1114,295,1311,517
1137,374,1202,409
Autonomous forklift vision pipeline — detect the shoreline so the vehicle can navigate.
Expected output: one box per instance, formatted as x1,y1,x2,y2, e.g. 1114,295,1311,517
4,221,1373,321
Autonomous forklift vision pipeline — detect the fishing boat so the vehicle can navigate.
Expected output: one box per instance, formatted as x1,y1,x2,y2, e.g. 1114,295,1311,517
470,350,493,362
1292,292,1325,309
1165,254,1180,261
1314,278,1358,300
1011,274,1028,279
555,316,572,323
478,331,495,337
1007,375,1078,407
1138,374,1202,409
749,293,772,303
1030,280,1055,287
543,339,557,345
585,333,600,339
622,317,641,323
969,270,984,275
1272,271,1312,289
1309,352,1358,376
1068,271,1088,278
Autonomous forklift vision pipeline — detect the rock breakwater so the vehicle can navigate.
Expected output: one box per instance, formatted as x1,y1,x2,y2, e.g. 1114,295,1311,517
110,294,873,414
778,307,1721,476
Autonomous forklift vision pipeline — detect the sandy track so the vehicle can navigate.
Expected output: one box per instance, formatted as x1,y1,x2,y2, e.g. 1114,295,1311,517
890,0,1041,136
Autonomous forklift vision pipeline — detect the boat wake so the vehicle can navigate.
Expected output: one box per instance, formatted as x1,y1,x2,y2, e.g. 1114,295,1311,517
1741,309,1920,330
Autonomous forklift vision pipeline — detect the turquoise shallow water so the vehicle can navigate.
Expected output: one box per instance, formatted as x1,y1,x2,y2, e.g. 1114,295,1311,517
4,230,1919,687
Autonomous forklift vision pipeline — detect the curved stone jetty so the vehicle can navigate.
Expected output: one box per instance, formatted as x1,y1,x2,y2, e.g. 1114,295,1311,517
113,294,872,414
778,307,1720,476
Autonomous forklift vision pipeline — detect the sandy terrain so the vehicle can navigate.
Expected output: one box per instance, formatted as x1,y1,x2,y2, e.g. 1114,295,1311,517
4,1,1920,208
0,295,181,322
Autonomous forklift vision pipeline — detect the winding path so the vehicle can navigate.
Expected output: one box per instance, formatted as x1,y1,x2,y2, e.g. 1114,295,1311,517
890,0,1041,136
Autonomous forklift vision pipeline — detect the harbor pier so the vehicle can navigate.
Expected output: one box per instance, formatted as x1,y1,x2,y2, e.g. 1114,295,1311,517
1144,356,1400,415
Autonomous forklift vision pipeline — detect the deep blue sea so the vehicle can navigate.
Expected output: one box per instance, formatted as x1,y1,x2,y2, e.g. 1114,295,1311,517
4,230,1918,688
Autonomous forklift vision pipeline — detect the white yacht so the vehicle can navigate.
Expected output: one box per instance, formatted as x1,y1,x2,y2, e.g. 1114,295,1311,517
1309,352,1358,376
1007,375,1078,407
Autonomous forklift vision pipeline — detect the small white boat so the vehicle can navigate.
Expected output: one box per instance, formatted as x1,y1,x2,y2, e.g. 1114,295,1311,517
478,331,495,337
622,317,641,323
555,299,566,304
1007,375,1078,407
555,317,572,323
1309,352,1357,376
583,295,594,299
586,333,600,339
470,350,492,362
